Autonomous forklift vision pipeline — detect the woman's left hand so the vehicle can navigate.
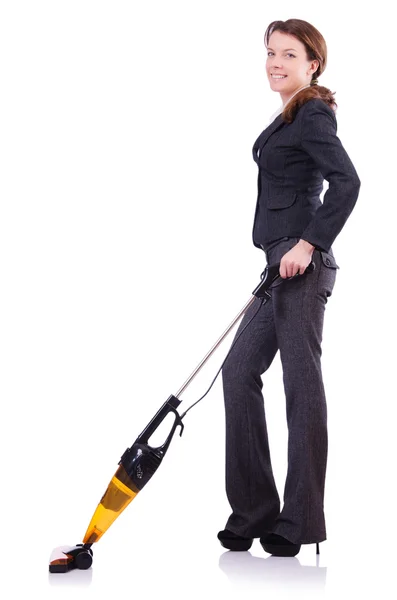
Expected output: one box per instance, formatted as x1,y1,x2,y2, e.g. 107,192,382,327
279,240,315,279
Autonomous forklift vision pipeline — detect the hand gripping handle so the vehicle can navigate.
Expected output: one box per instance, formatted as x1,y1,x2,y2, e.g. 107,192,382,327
253,259,315,299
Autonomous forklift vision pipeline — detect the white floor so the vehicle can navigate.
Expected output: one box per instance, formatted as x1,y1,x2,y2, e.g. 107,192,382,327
9,522,395,600
5,435,395,600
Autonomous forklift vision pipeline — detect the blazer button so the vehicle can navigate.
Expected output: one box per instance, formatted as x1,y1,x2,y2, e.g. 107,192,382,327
325,258,331,266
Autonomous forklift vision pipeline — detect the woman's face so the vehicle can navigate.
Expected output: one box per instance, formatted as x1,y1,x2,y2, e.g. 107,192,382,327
266,30,319,103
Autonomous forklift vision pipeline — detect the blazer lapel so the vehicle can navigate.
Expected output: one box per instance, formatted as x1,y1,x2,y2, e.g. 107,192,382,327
252,113,285,164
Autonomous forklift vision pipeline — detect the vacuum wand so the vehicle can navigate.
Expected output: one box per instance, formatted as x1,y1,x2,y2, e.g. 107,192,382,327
49,258,315,572
175,260,299,397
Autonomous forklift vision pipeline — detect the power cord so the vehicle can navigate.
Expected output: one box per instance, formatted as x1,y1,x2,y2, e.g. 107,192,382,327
178,270,297,420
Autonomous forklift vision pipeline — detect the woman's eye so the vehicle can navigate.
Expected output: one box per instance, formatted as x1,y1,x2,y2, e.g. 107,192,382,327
267,52,295,58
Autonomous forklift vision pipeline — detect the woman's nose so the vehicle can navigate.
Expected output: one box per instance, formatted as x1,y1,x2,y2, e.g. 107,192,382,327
268,59,283,69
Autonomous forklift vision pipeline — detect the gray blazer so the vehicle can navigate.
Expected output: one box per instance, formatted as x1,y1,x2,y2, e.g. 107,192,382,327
251,98,361,254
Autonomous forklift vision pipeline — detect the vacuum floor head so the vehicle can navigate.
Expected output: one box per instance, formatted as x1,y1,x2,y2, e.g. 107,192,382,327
49,544,93,573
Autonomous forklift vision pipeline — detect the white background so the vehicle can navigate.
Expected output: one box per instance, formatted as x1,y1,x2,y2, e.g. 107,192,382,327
0,1,395,598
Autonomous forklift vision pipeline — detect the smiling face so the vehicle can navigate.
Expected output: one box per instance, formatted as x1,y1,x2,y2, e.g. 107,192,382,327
266,30,319,104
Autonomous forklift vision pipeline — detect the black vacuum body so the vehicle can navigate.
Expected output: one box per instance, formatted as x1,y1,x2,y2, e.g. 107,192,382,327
82,394,184,546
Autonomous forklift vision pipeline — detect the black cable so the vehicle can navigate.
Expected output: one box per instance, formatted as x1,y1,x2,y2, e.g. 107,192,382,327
178,269,303,420
179,295,266,420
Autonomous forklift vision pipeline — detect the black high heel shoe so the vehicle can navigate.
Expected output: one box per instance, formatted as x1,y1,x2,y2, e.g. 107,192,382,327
260,533,321,557
217,529,253,551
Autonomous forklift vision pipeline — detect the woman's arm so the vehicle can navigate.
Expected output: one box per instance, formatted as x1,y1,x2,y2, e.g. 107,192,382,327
298,99,361,253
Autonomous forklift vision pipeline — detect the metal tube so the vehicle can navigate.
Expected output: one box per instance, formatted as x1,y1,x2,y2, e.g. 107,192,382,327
175,294,257,398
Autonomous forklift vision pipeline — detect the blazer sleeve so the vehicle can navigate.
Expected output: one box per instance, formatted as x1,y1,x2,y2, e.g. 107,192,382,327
298,99,361,253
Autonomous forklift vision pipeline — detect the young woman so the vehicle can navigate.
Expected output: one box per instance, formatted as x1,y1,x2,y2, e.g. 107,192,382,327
217,19,361,557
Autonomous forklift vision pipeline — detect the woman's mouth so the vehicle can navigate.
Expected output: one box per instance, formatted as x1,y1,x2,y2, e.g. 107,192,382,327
271,74,287,80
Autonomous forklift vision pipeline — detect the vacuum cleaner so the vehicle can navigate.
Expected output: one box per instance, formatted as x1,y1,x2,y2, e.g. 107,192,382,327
49,258,315,573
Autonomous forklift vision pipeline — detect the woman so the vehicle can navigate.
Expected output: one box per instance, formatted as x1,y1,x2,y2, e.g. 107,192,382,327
217,19,361,557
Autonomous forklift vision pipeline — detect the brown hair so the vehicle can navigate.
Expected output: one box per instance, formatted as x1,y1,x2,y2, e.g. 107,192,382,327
264,19,337,123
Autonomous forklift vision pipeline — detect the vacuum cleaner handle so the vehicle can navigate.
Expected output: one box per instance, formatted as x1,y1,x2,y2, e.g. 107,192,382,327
134,394,184,448
253,259,315,298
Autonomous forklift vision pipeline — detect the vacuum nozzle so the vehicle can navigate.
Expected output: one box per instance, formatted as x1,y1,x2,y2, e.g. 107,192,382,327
49,544,93,573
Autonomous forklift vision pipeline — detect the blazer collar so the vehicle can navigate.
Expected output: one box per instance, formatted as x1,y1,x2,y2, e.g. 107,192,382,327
252,113,285,164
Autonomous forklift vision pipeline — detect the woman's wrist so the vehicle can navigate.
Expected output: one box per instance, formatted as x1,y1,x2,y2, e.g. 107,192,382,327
298,238,315,253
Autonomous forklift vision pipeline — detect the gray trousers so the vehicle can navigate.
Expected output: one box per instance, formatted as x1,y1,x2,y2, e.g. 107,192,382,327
221,237,338,544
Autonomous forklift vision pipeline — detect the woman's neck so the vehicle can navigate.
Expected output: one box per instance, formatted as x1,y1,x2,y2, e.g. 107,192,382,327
282,83,311,107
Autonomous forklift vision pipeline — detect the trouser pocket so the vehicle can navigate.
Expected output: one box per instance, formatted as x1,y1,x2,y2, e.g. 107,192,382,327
317,250,339,299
